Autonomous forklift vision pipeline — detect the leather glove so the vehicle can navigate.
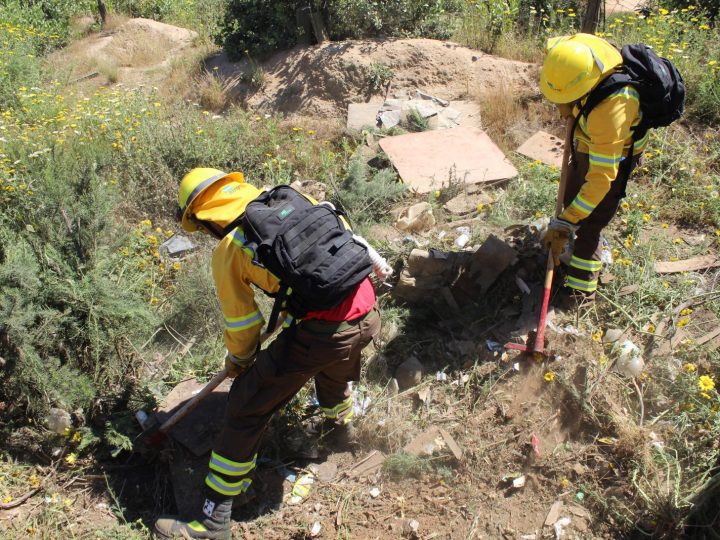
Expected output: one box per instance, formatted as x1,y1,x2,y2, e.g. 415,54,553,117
224,351,256,379
543,218,579,266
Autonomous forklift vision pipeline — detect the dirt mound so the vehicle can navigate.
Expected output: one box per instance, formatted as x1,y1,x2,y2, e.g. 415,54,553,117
51,17,197,86
210,38,538,117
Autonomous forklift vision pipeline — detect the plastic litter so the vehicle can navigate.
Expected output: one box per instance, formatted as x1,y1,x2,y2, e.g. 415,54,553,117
512,475,526,488
436,371,448,382
288,472,315,504
454,226,472,248
615,340,644,377
553,516,572,539
486,340,504,353
369,487,381,498
310,522,322,537
600,237,614,265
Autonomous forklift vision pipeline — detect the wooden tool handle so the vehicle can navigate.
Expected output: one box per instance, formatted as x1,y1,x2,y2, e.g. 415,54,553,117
157,319,283,435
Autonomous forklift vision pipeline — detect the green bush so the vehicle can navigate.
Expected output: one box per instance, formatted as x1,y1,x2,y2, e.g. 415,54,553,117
218,0,464,58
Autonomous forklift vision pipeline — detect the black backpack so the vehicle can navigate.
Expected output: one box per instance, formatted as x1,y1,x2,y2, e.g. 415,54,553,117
237,186,373,327
572,43,685,194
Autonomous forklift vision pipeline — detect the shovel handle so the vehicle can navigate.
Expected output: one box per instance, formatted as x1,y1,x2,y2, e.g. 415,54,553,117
156,320,283,436
158,367,229,435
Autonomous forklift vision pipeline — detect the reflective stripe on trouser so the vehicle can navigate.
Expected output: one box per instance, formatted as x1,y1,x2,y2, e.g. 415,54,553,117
204,451,256,497
563,151,640,295
212,307,381,474
321,396,354,424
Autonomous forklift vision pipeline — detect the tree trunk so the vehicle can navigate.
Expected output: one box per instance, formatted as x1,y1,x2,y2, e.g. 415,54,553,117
97,0,107,28
582,0,602,34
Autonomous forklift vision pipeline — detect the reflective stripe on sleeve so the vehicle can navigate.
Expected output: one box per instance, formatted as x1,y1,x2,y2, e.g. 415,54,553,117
569,194,597,216
205,472,252,497
566,275,598,293
225,311,264,332
569,255,603,273
230,229,255,258
209,452,256,477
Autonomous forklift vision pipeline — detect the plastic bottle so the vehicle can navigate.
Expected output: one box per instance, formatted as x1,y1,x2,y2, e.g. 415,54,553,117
353,234,393,281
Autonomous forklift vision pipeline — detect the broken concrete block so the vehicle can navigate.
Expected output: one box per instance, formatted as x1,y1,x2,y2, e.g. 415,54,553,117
379,127,518,194
516,131,564,168
379,110,401,129
347,450,386,478
438,427,463,460
382,98,404,111
346,102,381,131
395,356,424,390
394,202,435,232
405,99,438,118
160,234,196,258
467,234,517,293
415,90,449,107
403,426,445,456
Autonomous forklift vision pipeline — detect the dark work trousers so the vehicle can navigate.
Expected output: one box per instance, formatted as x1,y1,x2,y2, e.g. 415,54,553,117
563,151,640,295
204,307,381,499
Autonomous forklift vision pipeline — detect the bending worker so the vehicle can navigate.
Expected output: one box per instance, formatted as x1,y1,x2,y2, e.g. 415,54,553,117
154,168,381,539
540,33,647,308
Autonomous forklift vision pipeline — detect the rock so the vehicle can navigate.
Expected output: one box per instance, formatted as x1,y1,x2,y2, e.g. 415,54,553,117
603,328,623,344
346,102,381,131
347,450,386,478
388,378,400,397
379,110,401,129
394,202,435,232
159,234,196,258
46,408,72,435
443,191,493,215
438,427,463,460
544,500,564,527
405,99,439,118
316,461,338,482
395,356,424,390
415,90,449,107
404,426,445,456
404,519,420,534
369,487,381,498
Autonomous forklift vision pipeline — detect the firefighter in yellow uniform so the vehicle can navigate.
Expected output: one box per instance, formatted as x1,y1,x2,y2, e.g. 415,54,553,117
154,169,380,539
540,33,647,306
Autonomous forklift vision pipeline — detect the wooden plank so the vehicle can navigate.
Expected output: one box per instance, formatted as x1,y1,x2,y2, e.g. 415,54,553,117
655,255,720,274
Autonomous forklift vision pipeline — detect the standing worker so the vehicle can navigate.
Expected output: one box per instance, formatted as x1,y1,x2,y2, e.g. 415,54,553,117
154,168,383,539
540,33,647,308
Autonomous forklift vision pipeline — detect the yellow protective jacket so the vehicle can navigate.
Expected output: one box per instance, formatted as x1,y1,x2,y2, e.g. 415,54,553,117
212,227,281,360
560,85,648,225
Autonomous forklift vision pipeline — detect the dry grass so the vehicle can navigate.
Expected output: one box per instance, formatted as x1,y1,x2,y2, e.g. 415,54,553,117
195,70,242,112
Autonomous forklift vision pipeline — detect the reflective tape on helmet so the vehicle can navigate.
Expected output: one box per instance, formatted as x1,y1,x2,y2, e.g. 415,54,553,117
179,172,226,214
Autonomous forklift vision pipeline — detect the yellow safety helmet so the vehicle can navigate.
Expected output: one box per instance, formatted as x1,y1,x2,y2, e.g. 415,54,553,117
177,167,260,233
540,33,623,104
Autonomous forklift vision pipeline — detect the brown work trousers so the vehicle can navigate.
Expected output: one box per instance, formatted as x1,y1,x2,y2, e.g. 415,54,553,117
211,307,380,484
563,151,640,293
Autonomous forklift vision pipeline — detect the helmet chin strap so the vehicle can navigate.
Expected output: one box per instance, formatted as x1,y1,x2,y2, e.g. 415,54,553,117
194,217,226,240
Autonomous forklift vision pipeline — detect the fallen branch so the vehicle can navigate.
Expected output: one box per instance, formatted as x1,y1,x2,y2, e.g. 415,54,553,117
0,487,41,510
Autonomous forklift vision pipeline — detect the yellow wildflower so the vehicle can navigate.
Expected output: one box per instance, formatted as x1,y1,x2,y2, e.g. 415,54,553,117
680,308,693,316
65,453,77,465
647,323,656,333
677,318,690,327
141,219,152,227
642,213,651,222
592,330,603,342
621,201,630,210
2,495,12,504
661,223,669,229
559,477,570,488
29,474,40,488
684,362,697,373
544,371,555,382
150,297,159,305
700,392,712,400
699,375,715,392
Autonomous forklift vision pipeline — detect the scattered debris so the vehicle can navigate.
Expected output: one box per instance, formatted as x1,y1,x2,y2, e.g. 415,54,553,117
346,450,386,478
379,127,518,194
516,131,564,168
443,191,494,215
553,516,572,539
379,109,401,129
46,408,72,435
395,356,425,390
512,475,526,489
454,234,517,295
159,234,196,258
369,487,381,498
454,226,471,248
615,340,644,377
545,500,564,527
394,202,436,232
655,255,720,274
438,427,463,460
288,472,315,504
602,328,624,344
309,521,322,537
404,519,420,535
404,426,446,456
415,90,449,107
486,340,504,353
515,276,531,295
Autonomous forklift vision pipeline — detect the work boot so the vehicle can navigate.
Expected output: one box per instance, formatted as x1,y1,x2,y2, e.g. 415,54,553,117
553,287,595,313
320,419,357,451
153,491,232,540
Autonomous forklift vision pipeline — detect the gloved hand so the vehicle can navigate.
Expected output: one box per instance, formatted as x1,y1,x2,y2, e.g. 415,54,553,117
224,351,256,379
543,218,579,266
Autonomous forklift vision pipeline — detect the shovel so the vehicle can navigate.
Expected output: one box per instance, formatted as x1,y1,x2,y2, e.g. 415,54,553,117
505,115,573,356
136,321,283,450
